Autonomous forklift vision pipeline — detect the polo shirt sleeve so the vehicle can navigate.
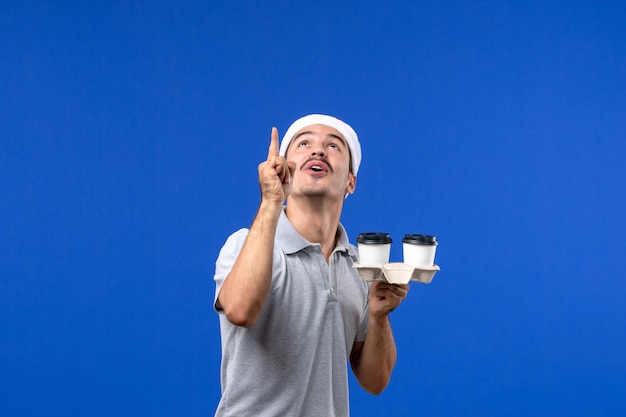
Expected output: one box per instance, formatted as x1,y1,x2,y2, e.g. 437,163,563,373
355,284,370,342
213,228,249,313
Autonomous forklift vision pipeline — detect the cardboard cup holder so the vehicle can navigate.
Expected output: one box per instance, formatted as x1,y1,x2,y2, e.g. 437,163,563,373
353,262,440,285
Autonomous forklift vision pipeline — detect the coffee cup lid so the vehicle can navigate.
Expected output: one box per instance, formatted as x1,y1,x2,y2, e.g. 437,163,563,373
402,234,438,245
356,232,392,244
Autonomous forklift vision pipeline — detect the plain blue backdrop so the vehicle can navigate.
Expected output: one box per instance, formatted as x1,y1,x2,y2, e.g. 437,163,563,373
2,1,625,416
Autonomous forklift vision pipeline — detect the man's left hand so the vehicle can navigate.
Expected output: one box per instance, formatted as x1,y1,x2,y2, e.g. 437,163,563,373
368,281,409,318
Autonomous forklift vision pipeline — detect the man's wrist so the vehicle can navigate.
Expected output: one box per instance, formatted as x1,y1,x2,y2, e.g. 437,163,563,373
368,312,391,327
257,199,284,220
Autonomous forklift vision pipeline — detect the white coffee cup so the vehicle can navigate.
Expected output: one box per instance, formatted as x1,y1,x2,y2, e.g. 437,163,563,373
356,232,392,265
402,234,438,266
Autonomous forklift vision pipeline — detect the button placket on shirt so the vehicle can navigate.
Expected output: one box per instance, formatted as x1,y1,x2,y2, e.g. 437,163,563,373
308,245,335,303
328,252,340,303
310,245,341,303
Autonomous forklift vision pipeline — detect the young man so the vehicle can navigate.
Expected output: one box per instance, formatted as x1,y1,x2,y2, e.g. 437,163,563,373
213,114,409,416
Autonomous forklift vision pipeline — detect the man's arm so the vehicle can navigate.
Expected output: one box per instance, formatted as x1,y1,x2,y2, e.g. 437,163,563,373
350,281,409,394
217,128,295,327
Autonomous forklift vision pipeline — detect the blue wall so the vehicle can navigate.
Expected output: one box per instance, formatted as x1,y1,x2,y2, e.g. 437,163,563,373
2,1,625,415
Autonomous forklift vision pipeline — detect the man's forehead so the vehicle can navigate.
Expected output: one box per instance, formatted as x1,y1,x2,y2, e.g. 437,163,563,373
291,124,347,143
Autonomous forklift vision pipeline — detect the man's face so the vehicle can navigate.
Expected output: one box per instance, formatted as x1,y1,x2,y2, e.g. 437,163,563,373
285,124,356,200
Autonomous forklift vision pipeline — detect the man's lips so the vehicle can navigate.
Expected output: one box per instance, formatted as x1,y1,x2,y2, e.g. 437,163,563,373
301,159,332,174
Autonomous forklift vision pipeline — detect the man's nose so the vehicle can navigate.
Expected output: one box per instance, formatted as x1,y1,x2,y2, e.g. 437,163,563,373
311,145,325,157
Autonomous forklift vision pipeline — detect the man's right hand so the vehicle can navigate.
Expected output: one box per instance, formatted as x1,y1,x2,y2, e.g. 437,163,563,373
258,127,296,204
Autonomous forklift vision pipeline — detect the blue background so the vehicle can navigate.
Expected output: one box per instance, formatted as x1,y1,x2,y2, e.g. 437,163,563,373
2,1,625,416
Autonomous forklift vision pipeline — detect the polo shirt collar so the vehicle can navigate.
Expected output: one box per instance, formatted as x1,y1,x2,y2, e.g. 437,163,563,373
276,209,358,258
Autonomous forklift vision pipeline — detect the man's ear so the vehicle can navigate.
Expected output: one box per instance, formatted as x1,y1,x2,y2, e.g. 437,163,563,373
345,174,357,195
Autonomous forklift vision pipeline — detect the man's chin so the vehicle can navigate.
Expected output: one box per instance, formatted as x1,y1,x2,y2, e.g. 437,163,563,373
292,187,348,201
299,187,329,197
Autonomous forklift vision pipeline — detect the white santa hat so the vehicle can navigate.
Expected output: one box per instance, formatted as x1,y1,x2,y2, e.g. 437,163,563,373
279,114,361,176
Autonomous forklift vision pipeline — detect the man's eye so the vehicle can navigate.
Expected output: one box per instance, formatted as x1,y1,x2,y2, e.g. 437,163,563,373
328,143,339,150
298,141,309,147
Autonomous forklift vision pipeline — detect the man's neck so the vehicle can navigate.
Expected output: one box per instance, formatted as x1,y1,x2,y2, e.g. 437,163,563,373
285,196,344,262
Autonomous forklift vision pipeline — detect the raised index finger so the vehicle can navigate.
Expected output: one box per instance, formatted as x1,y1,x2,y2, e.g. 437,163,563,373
267,127,279,160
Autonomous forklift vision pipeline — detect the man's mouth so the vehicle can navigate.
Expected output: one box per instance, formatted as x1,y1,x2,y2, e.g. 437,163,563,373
303,159,331,174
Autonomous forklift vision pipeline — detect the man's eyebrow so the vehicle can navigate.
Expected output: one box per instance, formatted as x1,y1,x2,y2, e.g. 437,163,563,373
291,131,348,148
291,131,312,142
328,133,348,148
